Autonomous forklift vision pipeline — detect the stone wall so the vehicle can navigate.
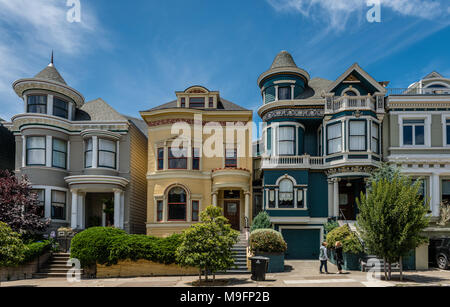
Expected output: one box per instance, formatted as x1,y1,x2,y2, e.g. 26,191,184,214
0,253,50,282
96,260,198,278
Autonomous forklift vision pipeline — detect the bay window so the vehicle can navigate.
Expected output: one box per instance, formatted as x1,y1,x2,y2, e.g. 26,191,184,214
52,138,67,169
85,138,93,168
349,121,366,151
279,179,294,208
327,122,342,155
442,180,450,203
51,190,66,220
169,147,187,169
278,126,295,156
168,187,187,221
98,138,117,169
32,189,45,218
266,127,272,155
371,122,380,154
53,98,69,119
27,95,47,114
26,136,46,166
403,119,425,146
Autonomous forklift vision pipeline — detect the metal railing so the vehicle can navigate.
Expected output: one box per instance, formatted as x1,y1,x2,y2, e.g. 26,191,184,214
388,87,450,96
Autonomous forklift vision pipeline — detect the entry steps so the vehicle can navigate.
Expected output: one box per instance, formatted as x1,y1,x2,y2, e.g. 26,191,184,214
225,232,250,274
33,253,83,279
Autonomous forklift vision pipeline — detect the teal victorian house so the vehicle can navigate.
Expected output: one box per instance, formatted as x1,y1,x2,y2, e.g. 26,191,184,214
257,51,387,259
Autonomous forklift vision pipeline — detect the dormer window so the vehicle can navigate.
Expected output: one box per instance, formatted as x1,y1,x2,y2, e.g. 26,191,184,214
53,97,69,119
278,86,291,100
27,95,47,114
189,97,205,108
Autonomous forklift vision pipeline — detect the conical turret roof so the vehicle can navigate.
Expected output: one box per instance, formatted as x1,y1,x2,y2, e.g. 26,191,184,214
270,51,298,69
34,63,67,85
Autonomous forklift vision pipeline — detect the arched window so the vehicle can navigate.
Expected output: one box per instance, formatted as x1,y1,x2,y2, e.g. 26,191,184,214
168,187,187,221
279,179,294,208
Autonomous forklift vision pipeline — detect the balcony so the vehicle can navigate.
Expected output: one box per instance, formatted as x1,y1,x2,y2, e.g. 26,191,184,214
261,155,324,169
325,96,385,115
388,87,450,96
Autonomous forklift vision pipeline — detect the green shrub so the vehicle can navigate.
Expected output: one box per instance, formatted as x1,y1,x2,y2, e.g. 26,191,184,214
324,221,340,235
250,211,272,232
70,227,183,267
21,240,52,264
0,222,25,267
250,229,287,254
70,227,127,267
326,224,363,254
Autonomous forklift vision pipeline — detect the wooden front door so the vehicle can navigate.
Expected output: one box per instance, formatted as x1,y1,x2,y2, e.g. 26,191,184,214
224,201,240,231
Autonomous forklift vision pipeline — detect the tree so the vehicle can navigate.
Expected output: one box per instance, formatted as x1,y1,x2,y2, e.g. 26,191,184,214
0,171,49,236
250,211,272,232
176,206,239,284
0,222,26,267
366,162,402,191
357,175,430,281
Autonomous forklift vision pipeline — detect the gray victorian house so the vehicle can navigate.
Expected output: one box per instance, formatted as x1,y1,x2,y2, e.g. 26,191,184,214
4,59,148,234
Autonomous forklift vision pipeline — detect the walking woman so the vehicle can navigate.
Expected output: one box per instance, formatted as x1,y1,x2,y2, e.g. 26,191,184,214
319,242,329,274
335,241,344,274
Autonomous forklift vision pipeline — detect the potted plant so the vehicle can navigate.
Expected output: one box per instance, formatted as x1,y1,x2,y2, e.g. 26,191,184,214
249,229,287,273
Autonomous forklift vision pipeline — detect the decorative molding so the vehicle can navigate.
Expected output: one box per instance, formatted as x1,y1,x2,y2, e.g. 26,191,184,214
326,165,375,177
262,107,324,121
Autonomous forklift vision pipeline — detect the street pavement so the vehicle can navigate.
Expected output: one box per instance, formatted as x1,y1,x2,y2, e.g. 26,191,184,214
0,260,448,287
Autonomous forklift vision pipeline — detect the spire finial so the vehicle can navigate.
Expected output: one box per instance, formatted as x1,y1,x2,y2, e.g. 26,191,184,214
49,50,54,67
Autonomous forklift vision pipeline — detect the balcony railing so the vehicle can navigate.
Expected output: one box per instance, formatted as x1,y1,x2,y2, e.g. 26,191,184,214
388,87,450,96
325,96,384,114
261,155,325,169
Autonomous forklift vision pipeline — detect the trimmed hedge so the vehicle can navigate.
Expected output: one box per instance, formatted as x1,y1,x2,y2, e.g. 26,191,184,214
250,229,287,254
21,241,52,264
70,227,183,267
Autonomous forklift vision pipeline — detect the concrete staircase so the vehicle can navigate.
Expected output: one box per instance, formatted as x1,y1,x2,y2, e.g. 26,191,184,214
226,232,250,274
33,253,83,279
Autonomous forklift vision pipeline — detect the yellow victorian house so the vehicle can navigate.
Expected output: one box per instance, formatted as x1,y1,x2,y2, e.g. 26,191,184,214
140,86,253,237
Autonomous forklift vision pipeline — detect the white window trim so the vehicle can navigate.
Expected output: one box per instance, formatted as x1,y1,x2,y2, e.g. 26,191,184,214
31,186,69,222
342,87,361,96
326,120,344,155
398,114,431,148
442,113,450,147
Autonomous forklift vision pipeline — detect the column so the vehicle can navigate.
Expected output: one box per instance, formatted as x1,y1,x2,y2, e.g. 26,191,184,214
22,135,26,167
23,95,27,113
116,140,120,171
67,141,71,170
431,174,441,217
47,95,53,116
120,192,125,229
46,135,52,168
71,189,79,229
102,203,106,227
275,85,279,101
275,188,279,208
290,85,295,100
92,136,98,168
44,189,51,219
68,102,73,120
114,189,122,228
212,192,218,207
333,179,340,218
245,192,251,228
264,188,269,210
77,192,86,230
328,180,334,217
304,188,308,209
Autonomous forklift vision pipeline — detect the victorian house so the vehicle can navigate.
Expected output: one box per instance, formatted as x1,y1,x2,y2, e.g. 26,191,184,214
4,59,148,234
140,86,253,237
257,51,386,259
384,71,450,238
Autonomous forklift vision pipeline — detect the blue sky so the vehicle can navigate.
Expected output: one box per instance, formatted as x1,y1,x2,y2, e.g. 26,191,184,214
0,0,449,140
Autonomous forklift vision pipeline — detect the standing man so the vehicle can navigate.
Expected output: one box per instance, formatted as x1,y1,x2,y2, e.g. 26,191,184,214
319,242,329,274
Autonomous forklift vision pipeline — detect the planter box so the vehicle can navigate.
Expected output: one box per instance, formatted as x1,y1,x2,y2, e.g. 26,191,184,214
255,253,285,273
0,252,50,282
96,260,198,278
329,250,361,271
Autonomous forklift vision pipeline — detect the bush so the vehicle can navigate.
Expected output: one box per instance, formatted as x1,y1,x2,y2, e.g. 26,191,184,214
70,227,183,267
250,211,272,232
326,224,363,255
0,222,25,267
324,220,340,235
21,240,52,264
250,229,287,254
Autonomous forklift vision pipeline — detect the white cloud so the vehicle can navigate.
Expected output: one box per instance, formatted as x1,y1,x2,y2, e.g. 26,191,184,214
267,0,449,31
0,0,105,120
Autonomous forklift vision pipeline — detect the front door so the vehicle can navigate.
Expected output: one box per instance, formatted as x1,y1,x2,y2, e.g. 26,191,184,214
224,201,240,231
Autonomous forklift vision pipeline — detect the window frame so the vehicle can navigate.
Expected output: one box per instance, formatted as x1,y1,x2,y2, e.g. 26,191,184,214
168,147,188,170
278,126,296,156
348,120,367,152
27,95,47,114
98,138,117,169
156,200,164,222
26,136,46,166
278,178,294,208
157,148,165,170
192,148,200,170
85,138,93,168
327,122,343,155
189,97,205,108
51,190,66,221
52,138,68,169
225,148,237,168
278,86,292,101
402,119,425,146
52,97,69,119
31,189,45,218
167,187,187,222
192,200,200,222
371,121,380,154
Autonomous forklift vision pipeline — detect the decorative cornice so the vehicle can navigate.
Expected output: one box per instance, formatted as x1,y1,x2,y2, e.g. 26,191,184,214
64,175,129,188
146,118,250,127
262,107,324,122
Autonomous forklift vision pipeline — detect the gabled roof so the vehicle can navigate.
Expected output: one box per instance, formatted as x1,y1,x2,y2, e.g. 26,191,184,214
142,97,250,112
326,63,387,94
34,63,67,85
423,71,444,80
80,98,128,121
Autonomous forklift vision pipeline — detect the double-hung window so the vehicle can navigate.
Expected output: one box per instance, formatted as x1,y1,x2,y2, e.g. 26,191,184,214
189,97,205,108
192,201,200,222
32,189,45,218
327,122,342,155
192,148,200,170
403,119,425,146
52,138,67,169
27,95,47,114
53,98,69,119
168,187,187,221
278,126,295,156
371,122,380,154
225,148,237,168
98,139,117,169
51,190,66,220
279,179,294,208
157,148,164,170
156,200,163,222
85,138,93,168
278,86,291,100
169,147,187,169
349,121,366,151
26,136,46,166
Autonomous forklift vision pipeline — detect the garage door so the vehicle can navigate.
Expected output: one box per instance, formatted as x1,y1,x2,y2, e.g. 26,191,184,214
281,229,321,260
